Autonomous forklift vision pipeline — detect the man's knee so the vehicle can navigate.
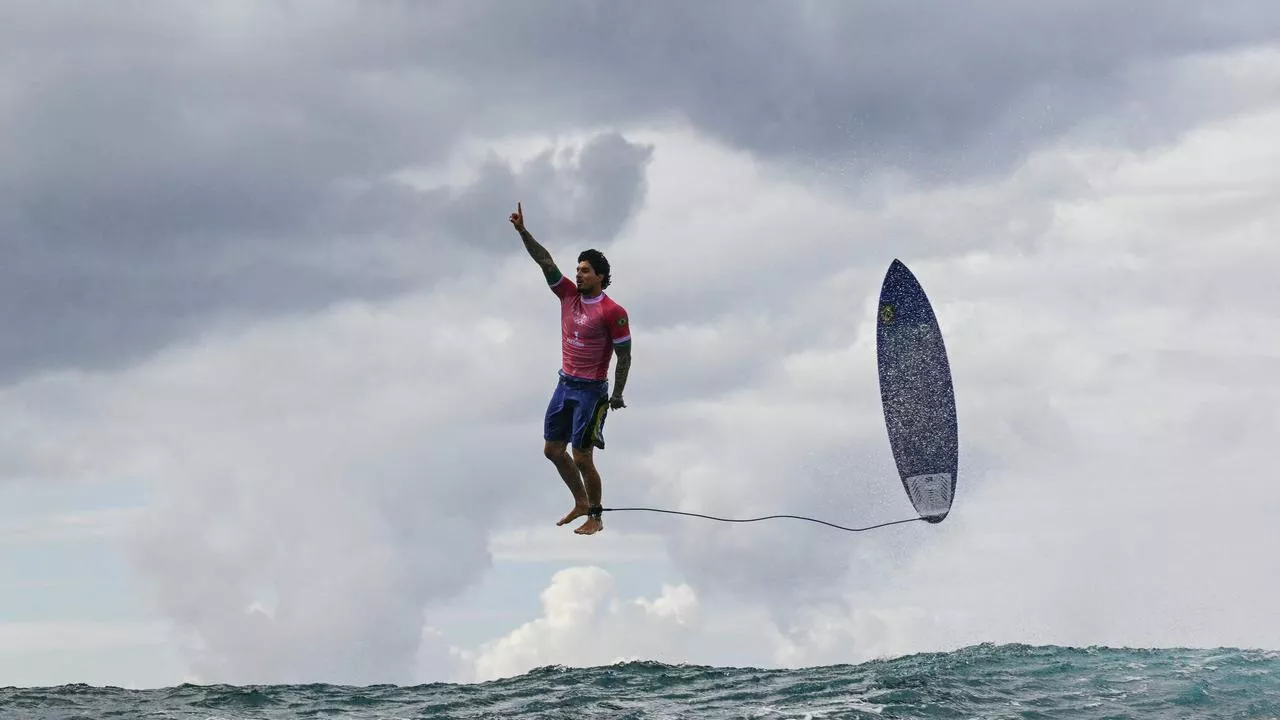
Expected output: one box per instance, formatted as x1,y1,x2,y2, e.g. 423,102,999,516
571,446,594,470
544,440,568,461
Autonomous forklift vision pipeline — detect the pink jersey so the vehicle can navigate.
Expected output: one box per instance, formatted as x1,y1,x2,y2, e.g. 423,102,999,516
550,274,630,380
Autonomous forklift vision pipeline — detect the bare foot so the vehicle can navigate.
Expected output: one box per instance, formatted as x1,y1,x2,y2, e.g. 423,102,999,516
574,516,603,535
557,503,589,526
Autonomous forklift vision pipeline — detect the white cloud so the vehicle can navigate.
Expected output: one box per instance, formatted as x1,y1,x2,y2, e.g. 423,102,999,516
488,524,667,564
459,566,778,682
0,267,571,684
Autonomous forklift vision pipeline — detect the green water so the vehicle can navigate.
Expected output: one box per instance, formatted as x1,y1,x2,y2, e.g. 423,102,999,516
2,643,1277,719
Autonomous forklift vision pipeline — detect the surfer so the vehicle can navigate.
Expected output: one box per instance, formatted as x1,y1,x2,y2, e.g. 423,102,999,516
509,202,631,536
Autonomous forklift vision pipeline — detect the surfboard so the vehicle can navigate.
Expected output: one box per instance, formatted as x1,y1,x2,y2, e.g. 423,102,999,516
875,259,959,523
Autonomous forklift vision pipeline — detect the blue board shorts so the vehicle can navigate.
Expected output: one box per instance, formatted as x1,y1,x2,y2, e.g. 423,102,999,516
544,371,610,450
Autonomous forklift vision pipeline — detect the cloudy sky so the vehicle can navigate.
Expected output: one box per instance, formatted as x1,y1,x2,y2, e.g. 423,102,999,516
3,0,1280,688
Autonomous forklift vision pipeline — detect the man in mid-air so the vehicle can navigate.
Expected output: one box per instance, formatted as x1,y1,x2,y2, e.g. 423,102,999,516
509,202,631,536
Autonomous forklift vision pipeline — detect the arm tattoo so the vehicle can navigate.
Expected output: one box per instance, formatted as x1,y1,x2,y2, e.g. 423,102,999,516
612,343,631,397
519,228,561,282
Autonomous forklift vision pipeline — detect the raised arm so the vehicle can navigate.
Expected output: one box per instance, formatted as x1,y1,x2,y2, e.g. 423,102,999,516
509,202,562,284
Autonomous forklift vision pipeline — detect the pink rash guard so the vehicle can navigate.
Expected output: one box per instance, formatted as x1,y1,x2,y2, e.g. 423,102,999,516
550,274,630,381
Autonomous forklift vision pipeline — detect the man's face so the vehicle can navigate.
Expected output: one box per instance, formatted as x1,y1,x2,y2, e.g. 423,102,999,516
575,260,601,293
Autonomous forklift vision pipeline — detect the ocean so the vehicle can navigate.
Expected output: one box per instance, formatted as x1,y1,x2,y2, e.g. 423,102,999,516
1,643,1277,719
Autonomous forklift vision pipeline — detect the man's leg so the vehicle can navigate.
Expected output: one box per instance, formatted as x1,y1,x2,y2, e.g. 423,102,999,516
569,391,609,535
545,439,589,525
544,381,589,525
571,445,604,535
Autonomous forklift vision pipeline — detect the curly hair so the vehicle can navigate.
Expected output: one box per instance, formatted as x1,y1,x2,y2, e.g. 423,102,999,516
578,249,611,289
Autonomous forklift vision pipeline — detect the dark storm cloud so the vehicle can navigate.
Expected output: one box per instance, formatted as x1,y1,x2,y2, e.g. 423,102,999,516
5,0,1277,383
1,2,652,382
414,0,1280,175
435,132,654,253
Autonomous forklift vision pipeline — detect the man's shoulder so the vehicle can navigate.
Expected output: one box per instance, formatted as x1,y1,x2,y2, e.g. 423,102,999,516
600,293,626,311
549,273,575,298
600,294,629,319
600,294,629,336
